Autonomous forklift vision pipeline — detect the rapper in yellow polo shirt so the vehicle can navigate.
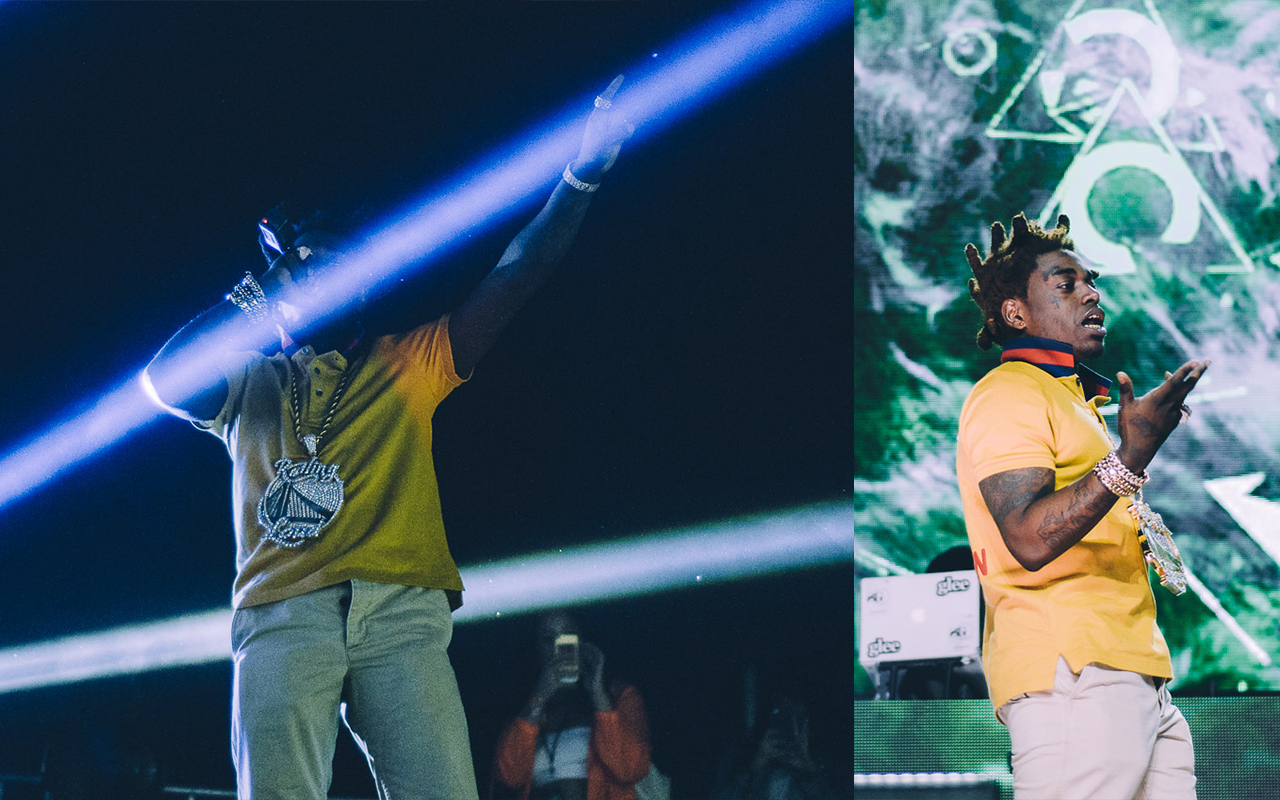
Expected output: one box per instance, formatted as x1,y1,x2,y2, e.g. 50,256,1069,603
956,213,1206,800
144,77,636,800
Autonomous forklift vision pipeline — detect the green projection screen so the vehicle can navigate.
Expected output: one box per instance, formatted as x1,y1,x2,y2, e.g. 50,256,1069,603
854,0,1280,698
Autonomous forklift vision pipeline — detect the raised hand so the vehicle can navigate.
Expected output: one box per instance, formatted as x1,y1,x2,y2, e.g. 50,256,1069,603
1115,359,1210,473
522,661,565,724
580,642,612,711
574,75,636,181
257,256,294,302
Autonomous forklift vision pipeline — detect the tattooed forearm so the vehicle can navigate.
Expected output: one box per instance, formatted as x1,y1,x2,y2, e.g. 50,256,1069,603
980,466,1120,571
1038,478,1118,550
981,468,1055,530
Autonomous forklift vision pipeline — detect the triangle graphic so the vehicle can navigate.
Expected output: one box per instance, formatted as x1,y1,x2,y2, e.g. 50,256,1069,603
1038,70,1066,110
1037,81,1254,275
986,0,1191,145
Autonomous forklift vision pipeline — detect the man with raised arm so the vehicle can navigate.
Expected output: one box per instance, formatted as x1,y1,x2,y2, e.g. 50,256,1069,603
957,213,1202,800
143,77,634,800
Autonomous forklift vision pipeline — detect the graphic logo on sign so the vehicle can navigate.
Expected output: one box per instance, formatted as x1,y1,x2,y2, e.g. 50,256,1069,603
866,637,903,659
936,575,972,596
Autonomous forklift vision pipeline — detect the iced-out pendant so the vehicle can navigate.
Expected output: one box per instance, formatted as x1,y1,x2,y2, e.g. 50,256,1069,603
256,442,344,548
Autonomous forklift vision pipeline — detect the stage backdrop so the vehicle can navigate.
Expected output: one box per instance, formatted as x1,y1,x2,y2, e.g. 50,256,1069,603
854,0,1280,695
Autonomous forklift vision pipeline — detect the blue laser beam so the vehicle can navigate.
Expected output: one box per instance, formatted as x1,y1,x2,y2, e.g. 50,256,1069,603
0,502,853,694
0,0,853,514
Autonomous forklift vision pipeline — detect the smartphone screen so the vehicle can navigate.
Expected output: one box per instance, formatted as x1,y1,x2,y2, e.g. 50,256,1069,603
554,633,580,684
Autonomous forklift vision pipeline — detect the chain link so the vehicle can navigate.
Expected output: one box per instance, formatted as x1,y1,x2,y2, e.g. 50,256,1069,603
288,352,361,457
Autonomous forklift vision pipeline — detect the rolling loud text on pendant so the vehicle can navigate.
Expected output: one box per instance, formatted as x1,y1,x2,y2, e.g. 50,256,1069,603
257,355,360,547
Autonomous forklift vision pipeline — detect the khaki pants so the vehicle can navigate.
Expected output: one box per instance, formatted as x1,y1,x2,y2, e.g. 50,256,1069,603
231,580,479,800
999,656,1196,800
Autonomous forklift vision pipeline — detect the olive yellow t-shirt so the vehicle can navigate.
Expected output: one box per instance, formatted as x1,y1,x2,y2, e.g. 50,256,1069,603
956,353,1172,714
200,316,466,610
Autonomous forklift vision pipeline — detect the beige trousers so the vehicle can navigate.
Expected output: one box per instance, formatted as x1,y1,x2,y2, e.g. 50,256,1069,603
999,656,1196,800
231,580,479,800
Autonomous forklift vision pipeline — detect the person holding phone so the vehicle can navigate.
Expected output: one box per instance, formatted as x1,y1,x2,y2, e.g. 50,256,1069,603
493,611,651,800
711,693,833,800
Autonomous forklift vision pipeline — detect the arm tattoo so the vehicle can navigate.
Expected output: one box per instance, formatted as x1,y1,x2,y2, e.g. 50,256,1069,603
981,468,1055,530
1037,479,1115,550
980,466,1119,567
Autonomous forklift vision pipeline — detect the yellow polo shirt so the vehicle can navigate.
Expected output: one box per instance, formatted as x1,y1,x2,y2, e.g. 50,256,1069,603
200,316,467,610
956,359,1172,714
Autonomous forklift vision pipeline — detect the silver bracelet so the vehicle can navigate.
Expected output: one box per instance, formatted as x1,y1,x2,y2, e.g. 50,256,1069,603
562,162,600,193
227,272,268,325
1093,451,1149,497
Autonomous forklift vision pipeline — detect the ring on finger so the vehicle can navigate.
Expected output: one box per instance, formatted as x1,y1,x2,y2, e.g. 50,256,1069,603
594,95,612,110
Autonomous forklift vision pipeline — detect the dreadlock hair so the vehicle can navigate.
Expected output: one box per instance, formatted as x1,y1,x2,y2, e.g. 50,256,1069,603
965,213,1075,350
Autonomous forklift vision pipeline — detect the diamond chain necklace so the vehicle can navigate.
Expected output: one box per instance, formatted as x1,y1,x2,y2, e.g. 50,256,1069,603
255,350,363,547
289,352,360,458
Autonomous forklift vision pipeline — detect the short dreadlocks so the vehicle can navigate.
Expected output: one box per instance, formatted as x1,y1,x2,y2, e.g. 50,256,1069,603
965,213,1076,350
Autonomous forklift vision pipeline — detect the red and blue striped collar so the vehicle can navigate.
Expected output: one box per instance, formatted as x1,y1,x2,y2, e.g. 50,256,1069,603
1001,336,1111,400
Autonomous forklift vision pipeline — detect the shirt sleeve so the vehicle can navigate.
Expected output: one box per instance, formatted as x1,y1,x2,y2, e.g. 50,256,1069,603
383,315,468,404
591,684,652,785
493,716,539,792
192,350,259,442
962,369,1057,482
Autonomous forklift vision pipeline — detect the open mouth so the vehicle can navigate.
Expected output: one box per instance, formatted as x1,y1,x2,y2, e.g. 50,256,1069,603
1082,310,1106,334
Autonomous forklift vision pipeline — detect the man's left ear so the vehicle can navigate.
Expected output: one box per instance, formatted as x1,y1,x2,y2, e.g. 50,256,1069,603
1000,297,1026,331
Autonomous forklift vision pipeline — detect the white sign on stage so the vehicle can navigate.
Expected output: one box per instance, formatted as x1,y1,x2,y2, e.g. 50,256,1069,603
858,569,981,666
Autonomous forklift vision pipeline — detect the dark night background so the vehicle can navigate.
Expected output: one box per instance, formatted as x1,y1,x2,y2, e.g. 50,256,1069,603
0,2,852,797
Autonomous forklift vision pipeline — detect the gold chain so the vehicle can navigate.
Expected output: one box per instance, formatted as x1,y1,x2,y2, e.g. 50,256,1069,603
288,352,361,457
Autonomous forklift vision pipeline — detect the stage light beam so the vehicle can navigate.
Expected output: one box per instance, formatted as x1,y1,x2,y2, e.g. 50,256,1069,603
0,0,853,515
0,502,853,695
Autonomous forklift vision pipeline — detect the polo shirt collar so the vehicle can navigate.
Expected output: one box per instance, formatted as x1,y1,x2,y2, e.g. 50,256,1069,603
284,330,366,363
1001,336,1112,401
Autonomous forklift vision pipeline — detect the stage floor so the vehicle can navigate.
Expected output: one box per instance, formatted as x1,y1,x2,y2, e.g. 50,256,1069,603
854,697,1280,800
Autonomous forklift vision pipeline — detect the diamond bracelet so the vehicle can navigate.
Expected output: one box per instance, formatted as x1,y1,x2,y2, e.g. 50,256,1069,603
562,162,601,193
227,271,268,324
1093,451,1149,497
